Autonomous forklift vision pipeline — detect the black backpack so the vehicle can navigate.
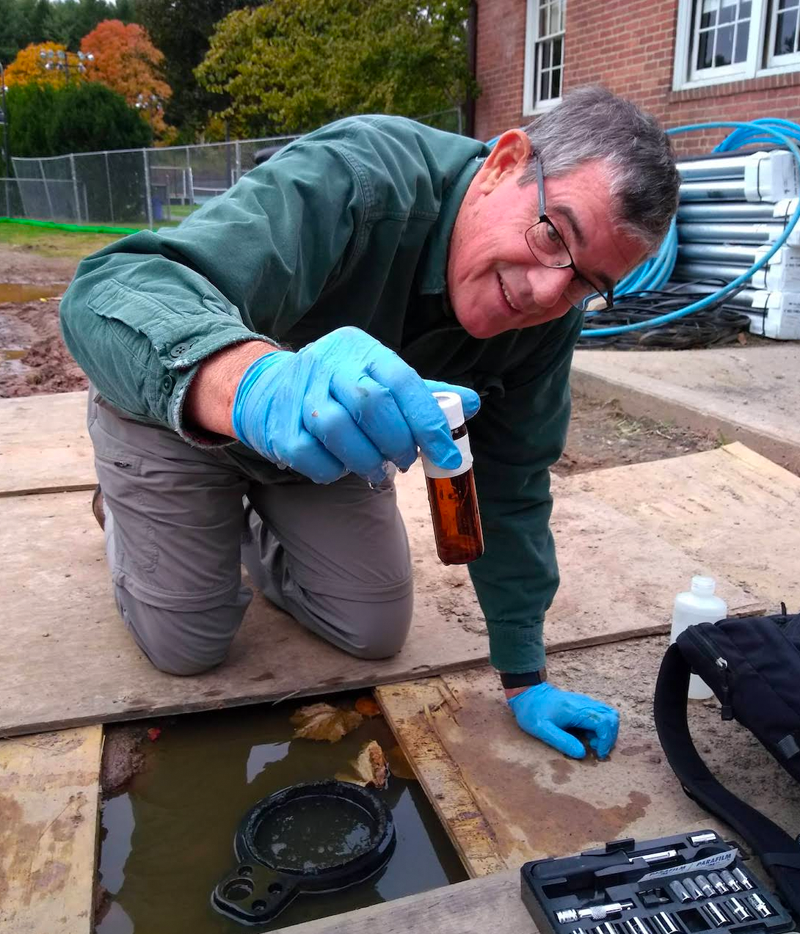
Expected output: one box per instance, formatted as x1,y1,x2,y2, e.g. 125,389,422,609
654,607,800,917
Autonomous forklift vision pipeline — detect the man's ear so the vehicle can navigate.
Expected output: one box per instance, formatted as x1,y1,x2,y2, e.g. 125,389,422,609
477,129,532,194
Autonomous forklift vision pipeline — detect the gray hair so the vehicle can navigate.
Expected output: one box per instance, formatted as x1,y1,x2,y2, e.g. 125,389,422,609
520,85,680,252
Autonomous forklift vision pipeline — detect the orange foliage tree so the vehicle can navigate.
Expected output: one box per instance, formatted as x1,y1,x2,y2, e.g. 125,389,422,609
81,21,174,140
4,42,88,89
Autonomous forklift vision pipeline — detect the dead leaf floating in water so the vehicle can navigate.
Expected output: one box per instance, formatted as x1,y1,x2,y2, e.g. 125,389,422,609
336,740,389,789
387,744,417,781
290,703,363,743
355,696,382,717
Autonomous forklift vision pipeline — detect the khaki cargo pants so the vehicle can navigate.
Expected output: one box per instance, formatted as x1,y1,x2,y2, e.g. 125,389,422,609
87,393,413,676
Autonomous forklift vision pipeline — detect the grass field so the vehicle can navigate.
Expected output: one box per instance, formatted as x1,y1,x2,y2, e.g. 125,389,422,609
0,223,128,259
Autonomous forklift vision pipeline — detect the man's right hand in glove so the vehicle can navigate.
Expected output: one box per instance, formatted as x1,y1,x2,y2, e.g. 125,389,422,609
185,327,480,485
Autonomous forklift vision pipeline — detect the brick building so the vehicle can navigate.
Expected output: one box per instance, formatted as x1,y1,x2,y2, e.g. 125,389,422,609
475,0,800,154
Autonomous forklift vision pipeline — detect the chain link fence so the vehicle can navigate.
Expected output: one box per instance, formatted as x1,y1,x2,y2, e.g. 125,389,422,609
1,108,463,229
3,135,298,228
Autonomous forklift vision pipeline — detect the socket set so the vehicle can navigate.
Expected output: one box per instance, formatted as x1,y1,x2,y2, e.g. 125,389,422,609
520,830,794,934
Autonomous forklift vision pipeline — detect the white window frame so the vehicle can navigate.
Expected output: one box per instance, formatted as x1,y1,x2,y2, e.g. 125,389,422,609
523,0,566,117
766,0,800,68
674,0,800,90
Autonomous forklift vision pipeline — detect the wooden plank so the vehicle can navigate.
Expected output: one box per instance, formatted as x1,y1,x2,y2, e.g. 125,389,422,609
0,392,95,497
0,450,766,736
0,726,103,934
376,680,507,878
272,871,536,934
572,443,800,610
378,642,800,876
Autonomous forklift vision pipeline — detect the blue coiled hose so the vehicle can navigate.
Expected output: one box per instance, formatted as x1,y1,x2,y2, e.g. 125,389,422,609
580,119,800,337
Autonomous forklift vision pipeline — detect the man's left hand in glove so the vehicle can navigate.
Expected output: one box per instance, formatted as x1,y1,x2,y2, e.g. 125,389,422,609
506,680,619,760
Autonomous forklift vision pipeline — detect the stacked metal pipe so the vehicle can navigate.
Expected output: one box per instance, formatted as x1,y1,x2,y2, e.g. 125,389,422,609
671,150,800,339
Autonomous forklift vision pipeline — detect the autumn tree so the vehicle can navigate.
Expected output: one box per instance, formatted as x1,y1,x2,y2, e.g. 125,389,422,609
195,0,477,138
81,20,173,139
4,41,88,88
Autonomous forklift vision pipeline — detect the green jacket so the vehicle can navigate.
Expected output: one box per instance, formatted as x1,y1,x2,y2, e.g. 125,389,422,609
60,115,582,674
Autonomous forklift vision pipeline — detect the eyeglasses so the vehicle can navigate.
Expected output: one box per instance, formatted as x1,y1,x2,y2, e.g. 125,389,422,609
524,156,614,311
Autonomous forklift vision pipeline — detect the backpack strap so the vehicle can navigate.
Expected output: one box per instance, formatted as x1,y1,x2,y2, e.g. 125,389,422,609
654,642,800,918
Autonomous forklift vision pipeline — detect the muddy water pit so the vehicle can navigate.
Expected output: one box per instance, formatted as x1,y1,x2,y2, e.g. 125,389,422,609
97,698,466,934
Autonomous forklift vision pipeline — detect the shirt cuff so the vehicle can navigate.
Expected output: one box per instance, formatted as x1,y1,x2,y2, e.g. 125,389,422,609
487,619,546,673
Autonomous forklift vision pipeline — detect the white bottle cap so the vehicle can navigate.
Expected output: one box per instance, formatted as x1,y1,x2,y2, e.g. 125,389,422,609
433,391,465,431
691,575,716,595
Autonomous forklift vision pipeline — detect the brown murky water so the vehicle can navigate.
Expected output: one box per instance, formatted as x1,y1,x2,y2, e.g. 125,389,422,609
97,700,466,934
0,282,64,302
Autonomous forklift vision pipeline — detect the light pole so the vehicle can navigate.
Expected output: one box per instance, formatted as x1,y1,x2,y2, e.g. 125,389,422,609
0,59,10,216
39,48,95,82
135,92,161,131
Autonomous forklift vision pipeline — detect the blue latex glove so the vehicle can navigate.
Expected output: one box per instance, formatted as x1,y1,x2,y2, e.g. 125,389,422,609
508,682,620,759
231,326,480,485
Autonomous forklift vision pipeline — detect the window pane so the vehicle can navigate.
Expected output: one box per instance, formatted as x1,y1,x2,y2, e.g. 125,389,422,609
715,23,734,63
542,40,551,68
539,2,547,36
734,19,750,59
775,8,799,52
552,66,562,98
739,0,751,16
540,67,551,101
557,0,565,32
552,36,563,66
719,0,736,24
697,29,714,67
701,0,719,28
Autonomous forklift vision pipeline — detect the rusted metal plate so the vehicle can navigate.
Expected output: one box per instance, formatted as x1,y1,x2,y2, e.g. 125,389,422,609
0,726,103,934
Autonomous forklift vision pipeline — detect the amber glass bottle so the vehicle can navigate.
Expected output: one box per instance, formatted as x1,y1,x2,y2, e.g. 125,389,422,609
422,392,484,565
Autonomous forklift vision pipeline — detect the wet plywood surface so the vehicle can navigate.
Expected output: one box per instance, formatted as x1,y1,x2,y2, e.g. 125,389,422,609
0,726,103,933
377,639,800,876
0,446,766,736
570,443,800,609
0,391,94,496
272,870,534,934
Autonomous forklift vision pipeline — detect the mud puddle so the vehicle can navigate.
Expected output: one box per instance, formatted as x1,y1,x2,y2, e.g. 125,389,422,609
97,697,466,933
0,282,65,302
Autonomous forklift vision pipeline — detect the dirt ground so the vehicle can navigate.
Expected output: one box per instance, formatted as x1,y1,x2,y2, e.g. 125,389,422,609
0,242,717,470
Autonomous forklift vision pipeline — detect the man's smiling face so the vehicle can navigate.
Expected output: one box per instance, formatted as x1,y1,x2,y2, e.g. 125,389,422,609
447,129,649,339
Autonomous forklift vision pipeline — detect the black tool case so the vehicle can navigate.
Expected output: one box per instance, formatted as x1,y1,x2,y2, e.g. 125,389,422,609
520,830,794,934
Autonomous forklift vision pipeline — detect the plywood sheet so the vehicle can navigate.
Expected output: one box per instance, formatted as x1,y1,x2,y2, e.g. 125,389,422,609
378,639,800,876
0,726,103,934
0,449,766,736
0,391,95,496
272,871,534,934
571,443,800,608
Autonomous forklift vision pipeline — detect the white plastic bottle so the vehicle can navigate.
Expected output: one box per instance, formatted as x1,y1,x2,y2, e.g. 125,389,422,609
671,576,728,700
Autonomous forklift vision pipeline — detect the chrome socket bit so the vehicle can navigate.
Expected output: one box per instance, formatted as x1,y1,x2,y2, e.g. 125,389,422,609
720,870,741,892
683,878,704,900
695,875,715,898
637,849,678,865
652,912,679,934
746,893,772,918
669,880,692,903
703,902,729,928
689,831,718,845
732,866,754,890
626,916,652,934
727,897,751,921
708,873,728,895
598,922,617,934
556,902,634,923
